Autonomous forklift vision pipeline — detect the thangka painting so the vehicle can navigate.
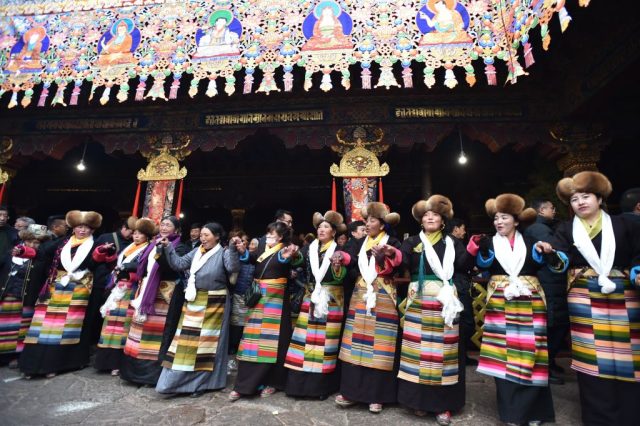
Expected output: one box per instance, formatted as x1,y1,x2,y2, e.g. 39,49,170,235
0,0,591,108
343,177,377,223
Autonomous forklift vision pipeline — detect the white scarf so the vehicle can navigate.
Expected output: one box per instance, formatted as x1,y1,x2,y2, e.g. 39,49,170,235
493,231,530,300
130,244,158,320
185,244,221,302
572,211,616,294
59,236,94,287
100,242,148,318
358,233,389,315
10,256,27,276
309,239,337,319
419,232,462,327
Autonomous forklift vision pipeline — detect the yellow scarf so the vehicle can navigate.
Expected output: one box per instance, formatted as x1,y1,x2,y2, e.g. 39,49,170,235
579,211,602,240
365,231,387,251
413,230,442,252
70,236,89,247
124,242,148,257
258,242,283,262
319,241,333,253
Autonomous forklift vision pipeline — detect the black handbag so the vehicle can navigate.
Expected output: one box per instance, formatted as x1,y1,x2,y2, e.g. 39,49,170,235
243,251,275,308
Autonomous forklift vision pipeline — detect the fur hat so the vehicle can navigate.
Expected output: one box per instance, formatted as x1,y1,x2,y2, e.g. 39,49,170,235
19,224,51,243
312,210,347,234
361,202,401,227
412,195,454,222
135,218,157,238
65,210,102,229
556,171,613,205
125,216,138,230
485,193,537,224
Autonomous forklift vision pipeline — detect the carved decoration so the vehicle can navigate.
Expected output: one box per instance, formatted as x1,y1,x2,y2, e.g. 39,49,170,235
137,134,190,181
550,123,609,176
330,126,389,177
0,136,14,184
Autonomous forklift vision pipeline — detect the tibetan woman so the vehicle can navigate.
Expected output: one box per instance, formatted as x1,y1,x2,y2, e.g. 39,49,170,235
20,210,102,378
93,218,156,375
467,194,555,425
284,211,351,399
398,195,470,426
156,223,241,397
121,216,188,385
230,221,302,401
335,202,402,414
537,171,640,425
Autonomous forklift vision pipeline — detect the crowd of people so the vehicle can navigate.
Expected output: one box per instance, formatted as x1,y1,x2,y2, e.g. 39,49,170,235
0,172,639,426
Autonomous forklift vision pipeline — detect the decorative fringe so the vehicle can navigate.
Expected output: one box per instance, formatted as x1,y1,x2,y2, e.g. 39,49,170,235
559,7,572,33
303,74,312,91
284,71,293,92
402,66,413,88
175,179,184,217
331,178,337,211
145,74,168,101
341,70,351,90
224,77,236,96
116,84,129,103
21,89,33,108
169,74,181,99
132,180,141,217
361,67,372,89
485,63,497,86
88,82,96,101
8,91,18,109
205,78,218,97
375,63,400,89
70,81,81,105
38,85,50,107
135,79,146,101
320,72,332,92
423,68,436,88
100,86,111,105
243,73,254,94
444,68,458,89
188,79,199,97
523,42,535,68
51,82,67,106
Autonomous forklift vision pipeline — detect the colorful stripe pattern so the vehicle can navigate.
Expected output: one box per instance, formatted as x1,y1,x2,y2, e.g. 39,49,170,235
285,284,344,373
98,281,135,349
398,279,459,385
123,281,173,360
163,289,226,372
568,271,640,382
0,296,34,354
237,278,288,364
477,275,549,386
25,271,92,346
339,277,399,371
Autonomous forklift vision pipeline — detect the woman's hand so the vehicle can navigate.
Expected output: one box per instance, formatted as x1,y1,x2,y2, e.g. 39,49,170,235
157,237,170,247
11,245,24,257
229,236,242,250
534,241,554,254
281,244,299,259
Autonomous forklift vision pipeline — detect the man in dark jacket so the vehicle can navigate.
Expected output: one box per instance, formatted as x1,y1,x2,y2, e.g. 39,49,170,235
620,188,640,224
524,199,568,384
0,206,18,259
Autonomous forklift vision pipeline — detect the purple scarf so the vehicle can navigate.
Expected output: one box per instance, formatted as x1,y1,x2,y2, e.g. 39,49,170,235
135,233,180,315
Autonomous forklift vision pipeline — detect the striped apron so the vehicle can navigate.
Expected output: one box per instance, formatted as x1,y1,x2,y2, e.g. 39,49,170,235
398,275,459,385
339,276,399,371
568,268,640,382
477,275,549,386
0,296,34,354
237,277,288,364
98,281,135,350
124,280,175,360
25,270,93,345
285,281,344,373
163,289,227,372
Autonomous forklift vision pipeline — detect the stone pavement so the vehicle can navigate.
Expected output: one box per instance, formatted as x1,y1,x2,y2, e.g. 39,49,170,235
0,358,581,425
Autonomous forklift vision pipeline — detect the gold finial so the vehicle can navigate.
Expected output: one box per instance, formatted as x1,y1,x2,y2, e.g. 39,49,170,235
137,134,190,181
330,127,390,177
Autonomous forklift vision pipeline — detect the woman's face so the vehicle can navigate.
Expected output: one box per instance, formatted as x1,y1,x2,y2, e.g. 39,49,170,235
73,224,92,239
493,213,517,237
570,192,601,219
248,238,258,252
421,210,443,233
265,230,282,248
200,227,220,250
317,221,336,243
132,230,148,245
159,219,176,237
365,216,383,238
24,239,40,249
337,234,348,246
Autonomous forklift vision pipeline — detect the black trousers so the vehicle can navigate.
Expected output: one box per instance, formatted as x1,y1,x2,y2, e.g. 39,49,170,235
577,372,640,426
546,322,569,365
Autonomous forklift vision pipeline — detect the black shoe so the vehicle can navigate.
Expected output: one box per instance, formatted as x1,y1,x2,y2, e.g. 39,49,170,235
548,371,565,385
190,390,205,398
465,356,478,366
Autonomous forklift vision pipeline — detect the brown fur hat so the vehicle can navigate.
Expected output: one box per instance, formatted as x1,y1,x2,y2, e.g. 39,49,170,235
412,195,454,222
556,171,613,205
125,216,138,230
65,210,102,229
485,193,537,224
361,202,401,227
312,210,347,234
19,224,51,243
135,218,157,238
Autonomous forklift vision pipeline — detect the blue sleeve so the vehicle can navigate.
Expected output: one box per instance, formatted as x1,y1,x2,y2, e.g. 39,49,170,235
532,245,545,264
239,249,249,263
277,250,291,264
476,250,494,268
630,266,640,284
546,251,569,273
